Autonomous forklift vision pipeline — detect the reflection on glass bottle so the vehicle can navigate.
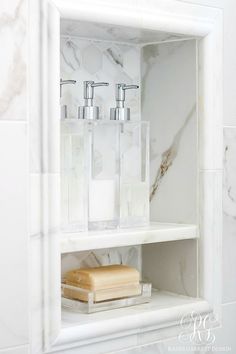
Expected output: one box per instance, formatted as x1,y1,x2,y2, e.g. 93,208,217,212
60,80,150,233
88,121,119,230
110,83,150,228
120,121,149,228
61,120,88,232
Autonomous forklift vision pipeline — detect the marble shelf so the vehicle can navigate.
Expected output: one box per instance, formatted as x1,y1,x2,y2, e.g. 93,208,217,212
59,290,211,346
60,222,198,253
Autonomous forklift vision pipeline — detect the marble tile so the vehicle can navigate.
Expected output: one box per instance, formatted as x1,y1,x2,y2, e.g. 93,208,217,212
0,0,27,120
60,20,189,45
221,0,236,126
142,39,197,224
60,36,141,121
0,345,29,354
117,343,167,354
30,236,43,354
54,335,138,354
212,301,236,353
30,174,41,237
223,128,236,303
142,239,197,297
0,122,28,349
61,245,141,277
199,170,222,308
30,172,60,236
176,0,223,7
112,302,236,353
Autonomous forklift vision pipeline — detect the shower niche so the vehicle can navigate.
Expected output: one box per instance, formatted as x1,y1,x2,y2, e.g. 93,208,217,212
30,1,223,351
59,17,202,340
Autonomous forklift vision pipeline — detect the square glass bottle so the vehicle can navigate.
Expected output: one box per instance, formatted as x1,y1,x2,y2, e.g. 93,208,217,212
119,121,149,228
88,121,120,230
61,119,88,232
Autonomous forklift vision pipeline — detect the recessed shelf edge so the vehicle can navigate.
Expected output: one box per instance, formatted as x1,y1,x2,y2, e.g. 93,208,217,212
60,222,198,253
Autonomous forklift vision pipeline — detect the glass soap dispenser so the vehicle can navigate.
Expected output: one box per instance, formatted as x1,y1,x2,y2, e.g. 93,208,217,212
78,81,120,231
110,83,150,228
60,79,89,233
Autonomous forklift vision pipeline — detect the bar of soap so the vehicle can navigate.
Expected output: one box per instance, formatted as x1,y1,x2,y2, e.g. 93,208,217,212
64,264,140,291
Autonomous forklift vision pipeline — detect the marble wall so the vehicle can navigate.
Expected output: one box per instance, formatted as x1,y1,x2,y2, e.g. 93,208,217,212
61,246,141,278
1,0,236,353
141,40,198,297
223,128,236,303
0,0,27,121
142,39,197,224
60,36,141,120
0,0,29,353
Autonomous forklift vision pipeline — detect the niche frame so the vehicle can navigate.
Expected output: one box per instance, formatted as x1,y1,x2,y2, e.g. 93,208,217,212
29,0,223,352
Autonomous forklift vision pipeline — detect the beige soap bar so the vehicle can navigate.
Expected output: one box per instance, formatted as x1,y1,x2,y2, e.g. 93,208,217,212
64,265,140,291
64,282,141,302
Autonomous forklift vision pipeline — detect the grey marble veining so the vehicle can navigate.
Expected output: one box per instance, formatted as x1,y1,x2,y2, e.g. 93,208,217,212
142,239,197,297
150,104,196,201
60,36,141,120
60,19,190,45
142,40,197,224
0,0,27,120
141,39,198,299
61,246,141,277
223,128,236,303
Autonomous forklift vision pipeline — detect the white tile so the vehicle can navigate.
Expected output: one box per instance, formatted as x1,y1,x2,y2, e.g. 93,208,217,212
181,0,236,127
142,40,197,224
30,236,43,354
0,0,27,120
176,0,223,8
0,345,29,354
29,174,41,237
54,334,138,354
199,170,222,308
223,128,236,303
222,0,236,126
213,301,236,353
142,240,197,297
114,302,236,353
0,122,28,349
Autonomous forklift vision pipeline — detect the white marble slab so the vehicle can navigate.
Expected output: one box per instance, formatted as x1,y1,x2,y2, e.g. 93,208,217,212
0,122,28,349
60,19,190,44
142,239,198,297
220,1,236,126
60,222,197,253
0,0,27,120
124,300,236,354
28,0,223,351
0,345,29,354
53,301,236,354
223,128,236,303
142,39,197,224
59,290,210,349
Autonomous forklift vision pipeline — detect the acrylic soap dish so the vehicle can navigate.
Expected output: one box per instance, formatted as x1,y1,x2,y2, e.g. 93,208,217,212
61,282,152,313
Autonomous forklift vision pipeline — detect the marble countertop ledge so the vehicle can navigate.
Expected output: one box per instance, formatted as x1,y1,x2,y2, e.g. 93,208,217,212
60,222,198,253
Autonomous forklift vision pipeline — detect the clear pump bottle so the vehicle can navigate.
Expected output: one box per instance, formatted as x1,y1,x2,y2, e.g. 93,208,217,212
60,79,89,232
110,83,150,228
78,81,119,230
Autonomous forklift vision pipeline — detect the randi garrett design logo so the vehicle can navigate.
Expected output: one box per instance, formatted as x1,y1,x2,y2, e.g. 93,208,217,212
178,311,216,345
